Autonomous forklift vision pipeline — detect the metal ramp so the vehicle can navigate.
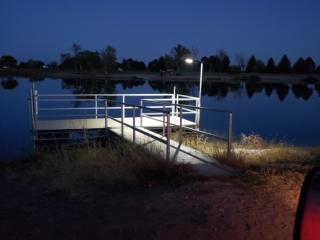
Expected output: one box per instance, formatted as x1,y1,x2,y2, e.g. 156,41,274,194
29,88,236,176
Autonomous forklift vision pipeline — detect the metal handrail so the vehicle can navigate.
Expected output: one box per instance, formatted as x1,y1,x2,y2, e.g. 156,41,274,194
140,98,233,159
104,99,172,161
142,99,231,114
37,93,173,97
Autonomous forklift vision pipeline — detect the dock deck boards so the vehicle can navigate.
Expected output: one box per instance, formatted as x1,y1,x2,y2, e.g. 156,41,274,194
36,116,196,131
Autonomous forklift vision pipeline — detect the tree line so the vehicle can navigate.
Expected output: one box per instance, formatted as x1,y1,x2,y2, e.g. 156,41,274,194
1,43,320,74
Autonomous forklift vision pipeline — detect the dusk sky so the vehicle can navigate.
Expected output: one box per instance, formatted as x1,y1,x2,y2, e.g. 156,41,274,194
1,0,320,64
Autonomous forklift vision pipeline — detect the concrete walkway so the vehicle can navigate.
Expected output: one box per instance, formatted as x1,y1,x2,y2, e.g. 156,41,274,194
109,126,238,177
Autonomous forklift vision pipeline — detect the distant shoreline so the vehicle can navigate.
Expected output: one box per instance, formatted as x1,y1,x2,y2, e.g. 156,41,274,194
0,69,319,84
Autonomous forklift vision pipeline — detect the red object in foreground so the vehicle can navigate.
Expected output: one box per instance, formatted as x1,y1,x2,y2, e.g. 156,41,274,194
300,191,320,239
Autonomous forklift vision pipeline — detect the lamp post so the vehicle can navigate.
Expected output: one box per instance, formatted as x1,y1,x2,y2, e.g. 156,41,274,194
185,58,203,126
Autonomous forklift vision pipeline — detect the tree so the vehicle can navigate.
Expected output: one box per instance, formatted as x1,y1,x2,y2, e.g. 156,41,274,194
47,61,58,69
216,49,228,61
209,55,221,72
201,56,210,71
148,59,160,72
26,59,44,69
264,58,277,73
77,51,102,72
59,53,73,69
317,65,320,74
121,58,146,71
246,56,257,73
171,44,191,74
305,57,316,73
163,54,175,70
293,58,306,73
254,60,266,73
101,45,117,74
228,65,241,74
221,55,230,72
235,53,246,72
70,43,81,56
277,55,291,73
0,55,17,68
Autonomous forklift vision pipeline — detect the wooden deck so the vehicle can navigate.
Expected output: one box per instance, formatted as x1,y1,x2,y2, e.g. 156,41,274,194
36,116,196,131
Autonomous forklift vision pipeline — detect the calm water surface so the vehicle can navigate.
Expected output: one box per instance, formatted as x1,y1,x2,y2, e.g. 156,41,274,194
1,77,320,159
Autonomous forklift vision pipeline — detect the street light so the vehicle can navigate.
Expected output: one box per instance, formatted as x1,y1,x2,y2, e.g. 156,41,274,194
185,57,203,126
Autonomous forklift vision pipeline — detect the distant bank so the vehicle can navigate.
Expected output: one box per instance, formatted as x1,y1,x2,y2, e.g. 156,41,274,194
0,68,319,84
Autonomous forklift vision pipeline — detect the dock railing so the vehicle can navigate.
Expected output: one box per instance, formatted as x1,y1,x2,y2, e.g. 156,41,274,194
31,89,201,124
104,99,173,161
30,89,232,160
140,99,233,160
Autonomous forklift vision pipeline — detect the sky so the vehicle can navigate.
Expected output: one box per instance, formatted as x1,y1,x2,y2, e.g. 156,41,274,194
1,0,320,65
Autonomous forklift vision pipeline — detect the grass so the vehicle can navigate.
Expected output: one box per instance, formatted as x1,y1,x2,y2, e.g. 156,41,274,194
1,140,198,196
171,132,320,173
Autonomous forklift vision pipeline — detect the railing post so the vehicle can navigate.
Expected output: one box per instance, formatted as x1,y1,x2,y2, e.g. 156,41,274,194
173,86,176,116
34,90,38,119
227,112,233,160
140,100,143,127
166,113,171,161
121,103,124,137
195,98,200,127
133,106,136,144
29,88,35,131
95,95,98,119
30,88,36,151
122,95,125,119
171,93,175,116
179,106,183,144
162,104,165,137
176,94,179,116
105,100,108,131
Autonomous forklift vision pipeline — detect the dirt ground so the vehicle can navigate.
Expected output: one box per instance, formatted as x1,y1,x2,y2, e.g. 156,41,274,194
0,173,304,240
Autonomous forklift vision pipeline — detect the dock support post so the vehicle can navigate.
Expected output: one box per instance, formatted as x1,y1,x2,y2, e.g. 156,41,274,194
166,113,171,161
133,106,136,144
227,112,233,161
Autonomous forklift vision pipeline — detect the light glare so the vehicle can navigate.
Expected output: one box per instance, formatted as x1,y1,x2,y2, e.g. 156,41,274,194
185,58,194,64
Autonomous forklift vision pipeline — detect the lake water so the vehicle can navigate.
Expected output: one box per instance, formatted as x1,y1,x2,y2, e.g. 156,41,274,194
1,76,320,159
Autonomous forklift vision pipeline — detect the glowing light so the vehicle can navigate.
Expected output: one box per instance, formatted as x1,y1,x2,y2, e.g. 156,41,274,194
185,58,194,64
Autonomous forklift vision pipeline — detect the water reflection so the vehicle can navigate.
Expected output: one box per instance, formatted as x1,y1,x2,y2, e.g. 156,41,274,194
292,84,313,100
149,81,194,95
149,82,318,102
55,78,320,103
1,77,18,90
60,79,148,107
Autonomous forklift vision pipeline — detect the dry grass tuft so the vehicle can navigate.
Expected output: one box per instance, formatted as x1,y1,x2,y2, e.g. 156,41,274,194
2,141,198,196
171,132,320,173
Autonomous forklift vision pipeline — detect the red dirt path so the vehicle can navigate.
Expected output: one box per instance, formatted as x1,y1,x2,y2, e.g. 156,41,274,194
0,174,303,240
